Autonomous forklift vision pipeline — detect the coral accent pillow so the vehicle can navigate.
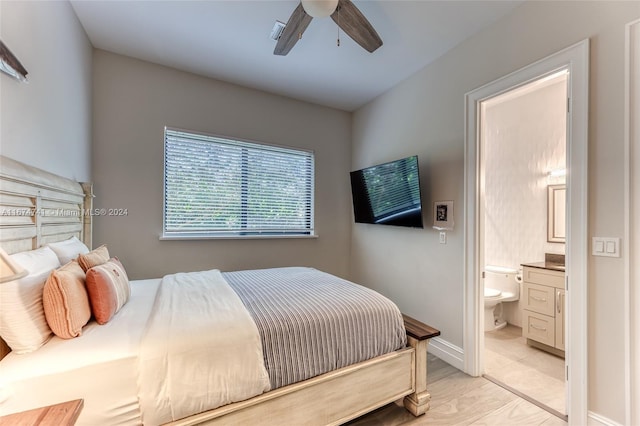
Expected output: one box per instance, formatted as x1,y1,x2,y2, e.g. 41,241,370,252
77,245,110,272
43,261,91,339
85,258,131,324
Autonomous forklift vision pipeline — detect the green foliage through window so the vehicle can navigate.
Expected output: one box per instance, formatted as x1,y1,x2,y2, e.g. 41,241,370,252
163,128,314,237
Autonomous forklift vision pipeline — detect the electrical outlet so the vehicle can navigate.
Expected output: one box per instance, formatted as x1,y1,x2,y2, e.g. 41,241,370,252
439,232,446,244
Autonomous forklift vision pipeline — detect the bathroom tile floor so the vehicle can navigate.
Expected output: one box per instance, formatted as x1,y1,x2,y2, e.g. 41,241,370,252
484,324,566,417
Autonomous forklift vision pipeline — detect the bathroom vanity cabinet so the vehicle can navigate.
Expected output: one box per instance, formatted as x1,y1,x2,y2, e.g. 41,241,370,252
521,264,565,357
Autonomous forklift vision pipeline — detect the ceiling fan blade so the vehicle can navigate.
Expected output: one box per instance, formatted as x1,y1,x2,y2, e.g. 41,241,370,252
331,0,382,53
274,3,313,56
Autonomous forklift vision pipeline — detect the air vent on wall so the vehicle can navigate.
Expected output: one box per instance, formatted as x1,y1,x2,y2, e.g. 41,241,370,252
270,21,286,41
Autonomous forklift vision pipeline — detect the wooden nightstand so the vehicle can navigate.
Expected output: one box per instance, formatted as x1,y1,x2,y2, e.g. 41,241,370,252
0,399,83,426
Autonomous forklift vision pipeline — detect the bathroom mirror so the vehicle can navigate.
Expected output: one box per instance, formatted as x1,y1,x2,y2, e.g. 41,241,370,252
547,184,566,243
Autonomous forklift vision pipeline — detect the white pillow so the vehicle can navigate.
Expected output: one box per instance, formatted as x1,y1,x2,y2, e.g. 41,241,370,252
47,236,89,264
0,247,61,353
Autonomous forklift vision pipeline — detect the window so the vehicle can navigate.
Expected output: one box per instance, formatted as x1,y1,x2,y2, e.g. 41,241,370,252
163,128,314,238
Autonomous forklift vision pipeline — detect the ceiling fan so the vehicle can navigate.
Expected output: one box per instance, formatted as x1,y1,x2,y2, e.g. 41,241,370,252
274,0,383,56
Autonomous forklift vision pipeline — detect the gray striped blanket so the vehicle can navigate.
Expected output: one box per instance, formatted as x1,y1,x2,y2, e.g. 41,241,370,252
223,267,407,389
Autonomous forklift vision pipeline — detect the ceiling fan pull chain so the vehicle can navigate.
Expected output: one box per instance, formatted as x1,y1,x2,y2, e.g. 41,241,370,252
337,6,341,47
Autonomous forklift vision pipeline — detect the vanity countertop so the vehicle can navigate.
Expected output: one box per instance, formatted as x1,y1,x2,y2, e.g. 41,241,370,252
521,253,565,272
521,261,565,272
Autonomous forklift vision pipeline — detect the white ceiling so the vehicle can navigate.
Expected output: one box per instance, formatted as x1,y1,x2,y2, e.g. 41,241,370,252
70,0,523,111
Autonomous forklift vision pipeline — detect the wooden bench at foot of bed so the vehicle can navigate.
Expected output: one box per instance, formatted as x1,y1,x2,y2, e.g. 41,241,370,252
170,315,440,426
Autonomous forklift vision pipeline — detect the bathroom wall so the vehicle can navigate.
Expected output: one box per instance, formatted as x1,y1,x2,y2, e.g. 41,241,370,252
483,76,567,327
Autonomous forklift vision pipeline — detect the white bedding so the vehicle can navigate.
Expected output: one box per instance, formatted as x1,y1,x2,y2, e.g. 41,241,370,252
137,269,270,424
0,278,160,425
0,271,271,425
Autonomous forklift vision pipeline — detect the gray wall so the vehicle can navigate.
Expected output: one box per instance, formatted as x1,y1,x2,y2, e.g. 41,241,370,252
92,50,352,280
0,0,92,181
3,1,636,422
350,1,638,422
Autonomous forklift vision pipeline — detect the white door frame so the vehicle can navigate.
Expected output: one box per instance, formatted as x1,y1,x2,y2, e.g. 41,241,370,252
624,19,640,426
463,40,589,424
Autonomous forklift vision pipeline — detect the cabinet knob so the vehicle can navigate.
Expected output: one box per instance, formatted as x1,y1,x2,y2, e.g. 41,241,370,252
530,324,547,332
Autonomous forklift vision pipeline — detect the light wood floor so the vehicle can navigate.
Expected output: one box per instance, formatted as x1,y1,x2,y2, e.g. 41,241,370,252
347,353,567,425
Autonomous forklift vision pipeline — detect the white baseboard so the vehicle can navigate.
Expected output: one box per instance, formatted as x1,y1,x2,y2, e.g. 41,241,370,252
587,411,624,426
427,336,464,370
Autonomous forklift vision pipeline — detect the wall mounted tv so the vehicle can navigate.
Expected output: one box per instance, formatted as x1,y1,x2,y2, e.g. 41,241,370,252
350,155,424,228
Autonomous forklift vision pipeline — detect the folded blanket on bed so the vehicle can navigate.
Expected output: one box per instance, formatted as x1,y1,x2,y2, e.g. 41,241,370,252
137,269,270,424
224,267,407,389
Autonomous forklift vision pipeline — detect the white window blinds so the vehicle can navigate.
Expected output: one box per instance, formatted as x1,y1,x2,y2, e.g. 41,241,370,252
163,128,314,238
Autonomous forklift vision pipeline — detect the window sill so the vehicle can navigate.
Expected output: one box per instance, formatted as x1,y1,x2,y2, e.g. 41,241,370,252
159,234,318,241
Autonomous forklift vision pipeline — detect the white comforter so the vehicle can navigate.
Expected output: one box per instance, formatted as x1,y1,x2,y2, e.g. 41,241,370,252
137,269,271,424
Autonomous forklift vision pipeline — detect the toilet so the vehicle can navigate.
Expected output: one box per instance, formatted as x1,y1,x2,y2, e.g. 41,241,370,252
484,265,520,331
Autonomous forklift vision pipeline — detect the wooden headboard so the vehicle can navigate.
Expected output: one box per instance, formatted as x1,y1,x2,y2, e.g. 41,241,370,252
0,155,94,359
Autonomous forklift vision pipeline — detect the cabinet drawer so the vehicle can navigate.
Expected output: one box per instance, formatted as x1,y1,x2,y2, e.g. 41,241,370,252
523,311,555,347
523,282,555,316
523,266,564,289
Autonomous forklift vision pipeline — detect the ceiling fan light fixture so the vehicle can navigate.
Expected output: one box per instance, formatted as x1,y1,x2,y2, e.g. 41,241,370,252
301,0,338,18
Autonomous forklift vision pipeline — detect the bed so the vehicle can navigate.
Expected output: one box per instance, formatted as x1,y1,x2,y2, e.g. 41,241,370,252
0,154,440,425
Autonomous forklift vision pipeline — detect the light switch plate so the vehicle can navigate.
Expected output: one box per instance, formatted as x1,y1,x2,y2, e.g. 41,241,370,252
594,240,604,253
439,232,446,244
592,237,621,257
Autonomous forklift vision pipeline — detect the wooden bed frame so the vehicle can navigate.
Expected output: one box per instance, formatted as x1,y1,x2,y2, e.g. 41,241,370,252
0,154,441,425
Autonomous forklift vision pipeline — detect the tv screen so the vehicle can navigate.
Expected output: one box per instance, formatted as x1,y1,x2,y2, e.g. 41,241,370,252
350,155,424,228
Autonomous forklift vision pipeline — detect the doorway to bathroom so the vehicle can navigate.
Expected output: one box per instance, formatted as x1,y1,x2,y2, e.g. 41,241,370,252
480,71,568,419
463,40,589,424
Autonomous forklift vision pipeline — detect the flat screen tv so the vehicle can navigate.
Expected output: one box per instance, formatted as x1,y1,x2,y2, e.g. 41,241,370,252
350,155,424,228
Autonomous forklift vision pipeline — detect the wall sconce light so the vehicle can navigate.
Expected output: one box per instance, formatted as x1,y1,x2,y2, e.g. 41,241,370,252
0,41,28,83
